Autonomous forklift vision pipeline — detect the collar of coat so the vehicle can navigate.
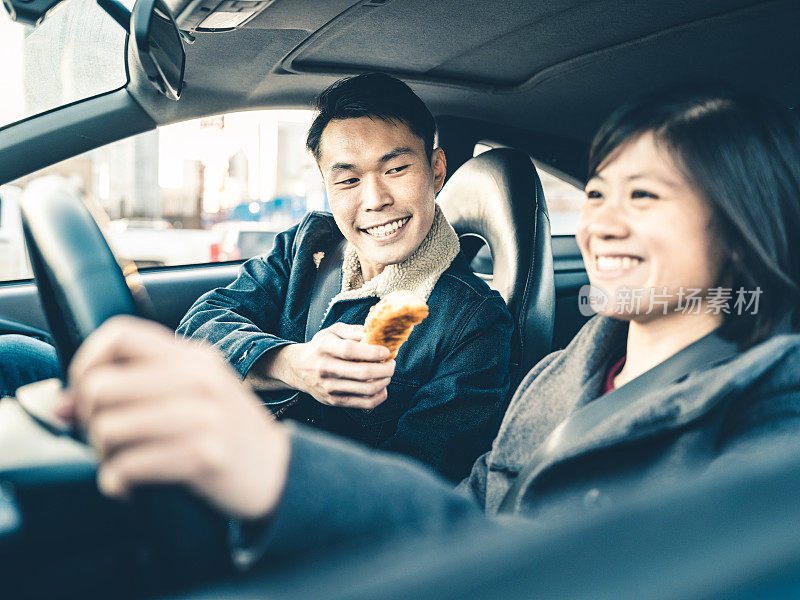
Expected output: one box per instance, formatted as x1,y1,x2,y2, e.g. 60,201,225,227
485,315,800,512
331,203,460,304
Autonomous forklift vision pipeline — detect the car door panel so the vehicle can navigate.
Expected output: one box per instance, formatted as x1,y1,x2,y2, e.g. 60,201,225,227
0,264,240,336
139,264,240,329
0,283,48,334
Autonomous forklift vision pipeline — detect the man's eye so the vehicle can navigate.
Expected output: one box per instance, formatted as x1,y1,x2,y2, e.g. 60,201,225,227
336,177,359,185
631,189,658,199
386,165,409,175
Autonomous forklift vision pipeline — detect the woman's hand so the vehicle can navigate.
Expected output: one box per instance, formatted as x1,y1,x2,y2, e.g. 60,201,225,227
58,316,290,520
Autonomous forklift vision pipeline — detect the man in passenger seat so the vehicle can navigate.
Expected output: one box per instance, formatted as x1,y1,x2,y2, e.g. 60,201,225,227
176,73,513,481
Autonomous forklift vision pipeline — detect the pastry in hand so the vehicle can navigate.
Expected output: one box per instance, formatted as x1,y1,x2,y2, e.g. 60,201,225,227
362,290,429,359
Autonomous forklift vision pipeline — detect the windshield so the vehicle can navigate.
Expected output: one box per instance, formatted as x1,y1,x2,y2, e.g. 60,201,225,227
0,0,128,130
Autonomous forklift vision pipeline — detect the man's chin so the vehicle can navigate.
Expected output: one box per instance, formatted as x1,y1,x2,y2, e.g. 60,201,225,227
373,254,410,268
362,247,415,269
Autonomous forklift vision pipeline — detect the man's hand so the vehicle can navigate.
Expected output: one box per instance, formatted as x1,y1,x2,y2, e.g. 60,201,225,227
262,323,395,410
58,316,290,519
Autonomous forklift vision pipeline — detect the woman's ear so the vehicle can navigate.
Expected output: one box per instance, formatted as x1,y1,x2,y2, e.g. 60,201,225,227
432,148,447,193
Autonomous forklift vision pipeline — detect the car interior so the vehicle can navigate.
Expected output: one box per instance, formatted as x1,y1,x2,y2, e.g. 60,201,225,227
1,0,799,598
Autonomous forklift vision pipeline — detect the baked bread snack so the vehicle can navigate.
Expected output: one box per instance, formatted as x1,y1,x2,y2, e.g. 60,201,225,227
362,290,429,359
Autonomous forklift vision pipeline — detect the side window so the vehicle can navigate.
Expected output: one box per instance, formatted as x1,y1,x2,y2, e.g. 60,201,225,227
3,110,325,281
0,185,28,281
531,163,585,235
472,143,585,235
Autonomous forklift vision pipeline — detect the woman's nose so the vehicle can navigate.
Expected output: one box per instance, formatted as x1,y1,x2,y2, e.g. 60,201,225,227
581,202,630,240
361,175,393,211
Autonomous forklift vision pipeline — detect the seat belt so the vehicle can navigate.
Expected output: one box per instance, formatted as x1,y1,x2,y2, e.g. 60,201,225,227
497,330,740,514
272,238,346,420
304,238,347,342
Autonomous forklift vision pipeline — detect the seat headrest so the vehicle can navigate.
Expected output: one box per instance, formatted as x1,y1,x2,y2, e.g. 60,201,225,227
438,148,555,386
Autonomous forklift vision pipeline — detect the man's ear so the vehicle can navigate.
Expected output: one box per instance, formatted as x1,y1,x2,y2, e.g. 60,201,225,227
432,148,447,193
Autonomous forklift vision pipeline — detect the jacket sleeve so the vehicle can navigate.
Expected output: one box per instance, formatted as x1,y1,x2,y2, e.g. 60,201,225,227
379,294,513,482
454,449,492,509
175,221,303,381
232,423,488,569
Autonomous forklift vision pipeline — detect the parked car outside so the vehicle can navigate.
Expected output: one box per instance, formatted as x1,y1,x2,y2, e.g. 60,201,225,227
210,221,281,262
106,218,174,232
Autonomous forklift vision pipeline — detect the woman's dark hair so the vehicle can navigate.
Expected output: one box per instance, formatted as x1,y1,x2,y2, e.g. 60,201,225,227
306,72,436,162
588,87,800,347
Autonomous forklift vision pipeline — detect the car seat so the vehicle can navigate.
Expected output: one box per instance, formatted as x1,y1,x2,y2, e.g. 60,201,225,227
438,148,555,393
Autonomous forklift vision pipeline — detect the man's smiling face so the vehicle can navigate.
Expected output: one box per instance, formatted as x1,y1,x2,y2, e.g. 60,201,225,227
317,116,446,281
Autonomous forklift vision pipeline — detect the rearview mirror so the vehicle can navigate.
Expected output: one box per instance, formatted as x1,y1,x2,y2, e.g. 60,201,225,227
1,0,65,25
131,0,185,101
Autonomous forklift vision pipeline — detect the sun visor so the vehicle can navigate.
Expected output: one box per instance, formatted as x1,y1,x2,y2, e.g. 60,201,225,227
175,0,275,33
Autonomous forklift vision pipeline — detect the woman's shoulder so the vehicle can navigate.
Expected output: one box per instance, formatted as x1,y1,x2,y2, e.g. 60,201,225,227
738,333,800,396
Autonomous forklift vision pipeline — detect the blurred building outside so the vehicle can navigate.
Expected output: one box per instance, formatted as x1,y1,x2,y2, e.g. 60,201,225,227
9,108,327,272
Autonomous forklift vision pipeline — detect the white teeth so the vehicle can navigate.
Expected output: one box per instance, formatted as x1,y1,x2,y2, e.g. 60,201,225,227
596,255,641,272
365,218,408,237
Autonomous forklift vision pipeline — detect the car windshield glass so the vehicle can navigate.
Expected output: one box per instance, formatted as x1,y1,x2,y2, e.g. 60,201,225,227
0,0,128,130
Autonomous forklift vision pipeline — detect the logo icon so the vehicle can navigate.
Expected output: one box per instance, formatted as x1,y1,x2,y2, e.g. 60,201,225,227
578,284,609,316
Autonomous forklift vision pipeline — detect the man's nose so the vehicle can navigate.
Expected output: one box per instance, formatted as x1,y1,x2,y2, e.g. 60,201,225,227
360,175,393,211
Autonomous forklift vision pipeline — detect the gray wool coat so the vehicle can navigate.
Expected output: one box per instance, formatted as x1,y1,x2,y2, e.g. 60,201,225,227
241,315,800,566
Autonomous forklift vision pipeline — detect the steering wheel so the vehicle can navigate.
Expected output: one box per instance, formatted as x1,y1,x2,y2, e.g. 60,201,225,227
19,177,140,372
16,176,231,584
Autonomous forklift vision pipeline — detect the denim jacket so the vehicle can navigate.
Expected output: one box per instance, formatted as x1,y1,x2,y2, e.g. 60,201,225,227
177,211,513,481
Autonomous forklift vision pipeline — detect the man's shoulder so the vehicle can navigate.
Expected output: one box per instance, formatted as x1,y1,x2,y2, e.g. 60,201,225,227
437,251,503,301
299,210,336,227
430,252,511,321
293,211,339,238
285,212,343,256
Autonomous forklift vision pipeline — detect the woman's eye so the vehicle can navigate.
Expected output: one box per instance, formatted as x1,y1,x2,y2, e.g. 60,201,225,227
631,189,659,199
386,165,409,175
586,189,602,200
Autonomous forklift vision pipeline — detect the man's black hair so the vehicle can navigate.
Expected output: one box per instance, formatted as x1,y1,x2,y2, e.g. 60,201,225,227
588,86,800,347
306,73,436,162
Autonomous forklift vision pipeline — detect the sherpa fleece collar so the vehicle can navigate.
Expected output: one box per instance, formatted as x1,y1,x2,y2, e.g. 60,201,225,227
332,203,460,304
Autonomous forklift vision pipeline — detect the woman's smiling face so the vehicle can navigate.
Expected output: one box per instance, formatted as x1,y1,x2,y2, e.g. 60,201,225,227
577,132,723,321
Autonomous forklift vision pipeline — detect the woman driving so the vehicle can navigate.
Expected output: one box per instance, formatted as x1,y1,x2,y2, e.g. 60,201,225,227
63,86,800,563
